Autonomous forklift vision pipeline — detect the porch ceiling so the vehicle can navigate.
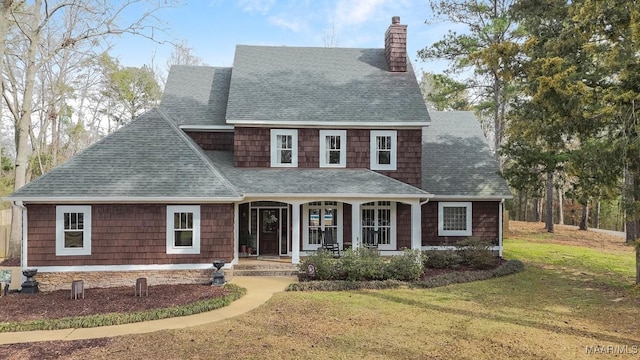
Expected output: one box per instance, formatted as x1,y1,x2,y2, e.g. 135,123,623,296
206,151,430,198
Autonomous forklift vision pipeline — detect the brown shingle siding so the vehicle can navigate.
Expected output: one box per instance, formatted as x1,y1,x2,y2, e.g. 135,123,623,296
234,127,270,167
396,203,411,250
421,201,500,246
185,131,234,151
26,203,234,267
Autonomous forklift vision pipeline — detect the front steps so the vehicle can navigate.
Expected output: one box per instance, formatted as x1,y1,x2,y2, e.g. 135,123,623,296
232,261,299,277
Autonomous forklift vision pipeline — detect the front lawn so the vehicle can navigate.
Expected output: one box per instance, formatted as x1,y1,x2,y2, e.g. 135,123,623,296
5,221,640,360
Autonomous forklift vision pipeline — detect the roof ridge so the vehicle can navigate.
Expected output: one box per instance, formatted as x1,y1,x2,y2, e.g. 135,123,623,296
155,108,242,199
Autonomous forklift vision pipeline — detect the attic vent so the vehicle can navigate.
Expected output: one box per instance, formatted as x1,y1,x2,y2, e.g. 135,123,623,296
384,16,407,72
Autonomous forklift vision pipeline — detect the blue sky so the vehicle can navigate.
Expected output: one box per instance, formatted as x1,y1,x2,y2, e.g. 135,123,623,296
111,0,459,76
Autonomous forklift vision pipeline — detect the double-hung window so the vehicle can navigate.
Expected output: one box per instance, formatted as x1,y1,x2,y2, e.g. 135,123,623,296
56,205,92,256
166,205,201,254
319,130,346,167
270,129,298,167
370,130,397,170
438,202,472,236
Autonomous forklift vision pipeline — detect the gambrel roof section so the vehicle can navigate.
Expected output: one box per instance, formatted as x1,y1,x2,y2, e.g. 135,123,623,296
422,111,512,199
160,66,232,127
225,45,431,127
7,109,241,202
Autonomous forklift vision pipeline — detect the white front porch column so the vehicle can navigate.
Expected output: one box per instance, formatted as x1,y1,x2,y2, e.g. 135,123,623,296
411,200,422,251
291,201,302,264
232,203,239,265
351,201,363,249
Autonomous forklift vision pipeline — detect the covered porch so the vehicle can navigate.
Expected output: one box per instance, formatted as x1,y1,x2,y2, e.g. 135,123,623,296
233,197,426,264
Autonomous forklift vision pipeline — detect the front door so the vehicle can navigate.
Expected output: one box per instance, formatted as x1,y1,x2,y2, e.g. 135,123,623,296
259,209,279,255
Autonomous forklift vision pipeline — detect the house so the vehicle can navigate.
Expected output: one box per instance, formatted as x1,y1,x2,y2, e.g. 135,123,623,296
5,17,511,290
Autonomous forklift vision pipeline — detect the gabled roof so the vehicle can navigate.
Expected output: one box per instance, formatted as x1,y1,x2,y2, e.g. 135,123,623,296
422,111,512,199
206,151,430,198
160,66,232,128
223,45,430,127
7,109,241,202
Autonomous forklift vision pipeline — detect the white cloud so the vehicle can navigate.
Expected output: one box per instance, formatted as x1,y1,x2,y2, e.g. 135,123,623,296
237,0,275,15
268,15,305,32
333,0,387,27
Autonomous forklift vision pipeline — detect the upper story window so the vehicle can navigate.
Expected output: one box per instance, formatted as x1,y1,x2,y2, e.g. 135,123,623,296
166,205,201,254
370,130,397,170
438,202,472,237
56,205,92,256
270,129,298,167
319,130,346,168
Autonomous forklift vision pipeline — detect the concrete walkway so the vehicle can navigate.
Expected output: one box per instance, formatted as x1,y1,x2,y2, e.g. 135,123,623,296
0,276,296,345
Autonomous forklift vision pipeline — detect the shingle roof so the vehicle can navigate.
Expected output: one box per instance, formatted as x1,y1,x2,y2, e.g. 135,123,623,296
7,109,241,201
206,151,429,198
422,111,512,198
225,45,430,126
160,66,231,127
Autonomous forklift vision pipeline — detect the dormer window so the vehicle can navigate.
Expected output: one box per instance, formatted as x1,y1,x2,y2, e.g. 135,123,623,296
319,130,346,167
270,129,298,167
370,130,397,170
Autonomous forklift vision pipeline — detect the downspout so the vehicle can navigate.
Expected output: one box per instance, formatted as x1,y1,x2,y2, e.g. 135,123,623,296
13,201,27,283
499,199,504,257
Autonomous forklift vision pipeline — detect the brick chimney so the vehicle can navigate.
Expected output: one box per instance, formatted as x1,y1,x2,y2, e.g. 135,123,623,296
385,16,407,72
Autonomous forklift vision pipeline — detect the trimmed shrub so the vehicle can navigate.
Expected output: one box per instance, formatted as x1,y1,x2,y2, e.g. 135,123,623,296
298,249,338,281
423,250,463,269
286,260,525,291
338,247,386,281
455,238,497,270
287,280,406,291
384,249,424,281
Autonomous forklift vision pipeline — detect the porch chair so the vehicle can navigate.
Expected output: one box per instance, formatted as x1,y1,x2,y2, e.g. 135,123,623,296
363,229,379,250
320,230,340,258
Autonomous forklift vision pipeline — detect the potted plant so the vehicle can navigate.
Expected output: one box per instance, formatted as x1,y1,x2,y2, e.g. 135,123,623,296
246,233,256,256
239,231,249,255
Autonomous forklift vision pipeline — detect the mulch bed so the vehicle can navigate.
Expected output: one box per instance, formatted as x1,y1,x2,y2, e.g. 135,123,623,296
0,283,227,360
421,257,507,279
0,284,227,323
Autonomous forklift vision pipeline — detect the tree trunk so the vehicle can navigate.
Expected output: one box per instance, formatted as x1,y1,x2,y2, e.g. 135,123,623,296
533,197,540,222
636,244,639,285
594,201,600,229
579,202,588,231
8,0,42,259
625,168,638,243
546,171,554,233
558,187,564,225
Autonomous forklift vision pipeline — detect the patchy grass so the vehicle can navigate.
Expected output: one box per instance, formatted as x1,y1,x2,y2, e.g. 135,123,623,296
6,221,640,359
504,238,635,287
45,222,640,360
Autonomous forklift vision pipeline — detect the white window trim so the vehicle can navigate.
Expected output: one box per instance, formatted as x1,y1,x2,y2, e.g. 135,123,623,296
319,130,347,168
438,202,472,237
302,202,343,251
56,205,92,256
361,201,396,250
270,129,298,167
370,130,397,170
166,205,201,254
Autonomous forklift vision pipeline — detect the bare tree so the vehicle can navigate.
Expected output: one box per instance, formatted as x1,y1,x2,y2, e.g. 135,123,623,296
1,0,174,259
322,22,340,47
